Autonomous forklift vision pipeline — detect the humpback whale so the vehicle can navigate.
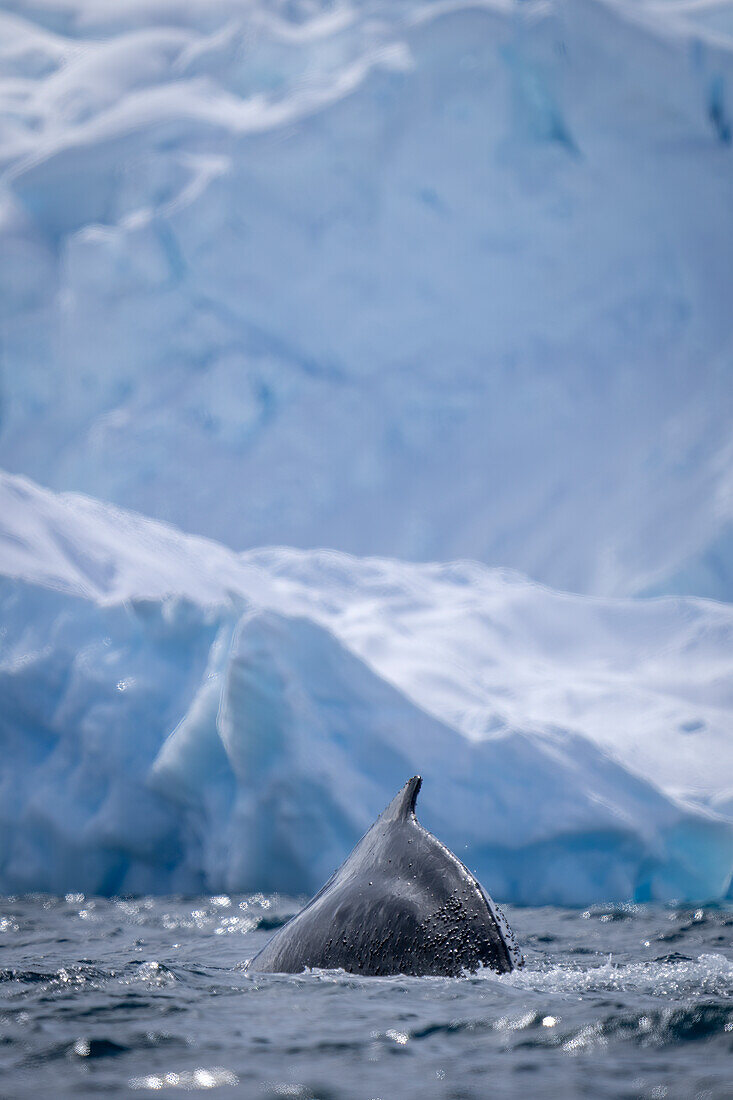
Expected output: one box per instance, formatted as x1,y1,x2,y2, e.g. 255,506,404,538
248,776,522,976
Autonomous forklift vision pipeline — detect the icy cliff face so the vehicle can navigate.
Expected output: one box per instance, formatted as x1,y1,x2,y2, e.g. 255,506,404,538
1,471,732,902
1,0,732,598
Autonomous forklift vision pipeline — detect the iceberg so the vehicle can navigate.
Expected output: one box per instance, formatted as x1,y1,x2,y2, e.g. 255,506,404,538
1,470,731,903
0,0,732,598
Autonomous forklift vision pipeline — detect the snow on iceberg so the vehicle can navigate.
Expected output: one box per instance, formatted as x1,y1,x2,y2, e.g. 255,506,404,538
1,470,732,903
0,0,732,598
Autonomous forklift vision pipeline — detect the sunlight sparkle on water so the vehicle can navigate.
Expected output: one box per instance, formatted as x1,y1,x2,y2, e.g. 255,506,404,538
129,1067,238,1090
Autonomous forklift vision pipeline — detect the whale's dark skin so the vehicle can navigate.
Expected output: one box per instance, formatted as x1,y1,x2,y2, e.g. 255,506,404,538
247,776,522,977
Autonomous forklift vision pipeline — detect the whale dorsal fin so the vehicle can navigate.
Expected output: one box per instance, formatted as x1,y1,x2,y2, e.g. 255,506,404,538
248,773,522,976
382,775,422,823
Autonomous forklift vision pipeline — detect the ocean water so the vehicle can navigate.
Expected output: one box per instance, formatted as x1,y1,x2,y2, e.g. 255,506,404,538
1,896,732,1099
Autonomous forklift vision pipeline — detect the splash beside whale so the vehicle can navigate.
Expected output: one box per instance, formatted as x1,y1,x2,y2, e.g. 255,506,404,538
247,776,522,976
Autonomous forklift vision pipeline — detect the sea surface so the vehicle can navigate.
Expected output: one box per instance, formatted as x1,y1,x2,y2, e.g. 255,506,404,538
1,896,732,1099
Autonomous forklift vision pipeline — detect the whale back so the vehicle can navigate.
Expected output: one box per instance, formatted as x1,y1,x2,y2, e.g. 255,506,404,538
248,777,522,976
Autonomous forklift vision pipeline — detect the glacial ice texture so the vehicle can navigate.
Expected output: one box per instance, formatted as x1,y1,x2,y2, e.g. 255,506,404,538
0,0,732,597
1,0,733,902
1,472,732,902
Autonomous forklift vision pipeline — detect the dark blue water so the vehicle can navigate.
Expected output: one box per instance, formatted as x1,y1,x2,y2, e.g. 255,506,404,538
1,896,732,1099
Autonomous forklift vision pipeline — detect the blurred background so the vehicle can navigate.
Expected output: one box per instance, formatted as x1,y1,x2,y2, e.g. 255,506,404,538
1,0,732,904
